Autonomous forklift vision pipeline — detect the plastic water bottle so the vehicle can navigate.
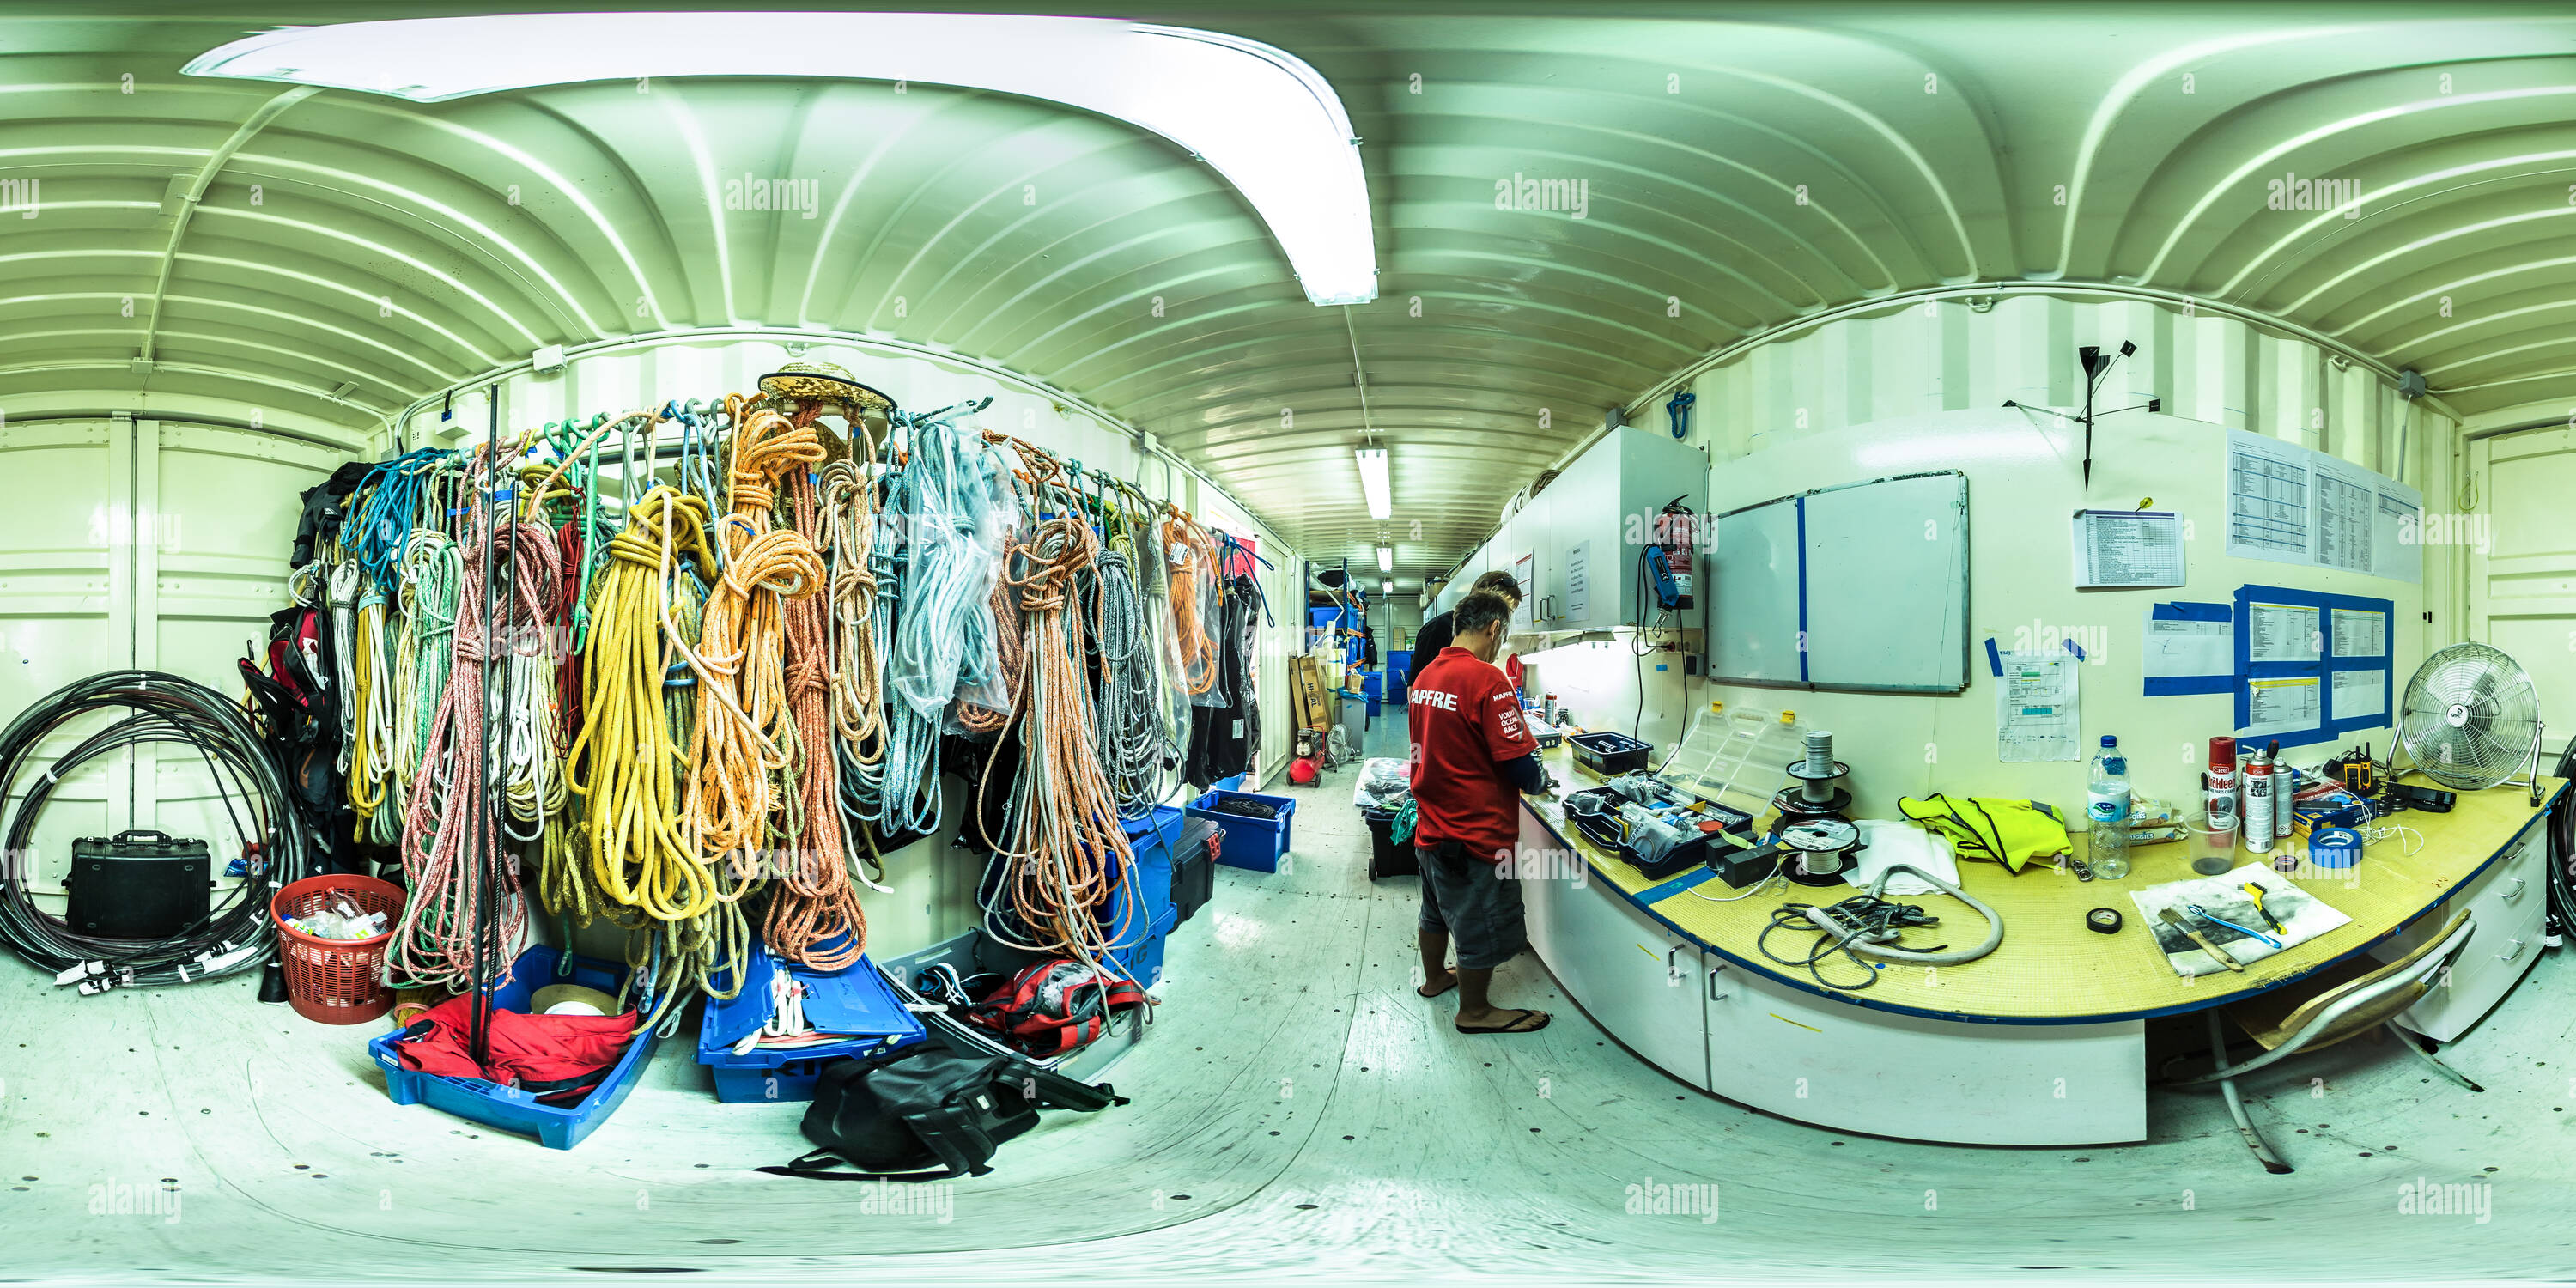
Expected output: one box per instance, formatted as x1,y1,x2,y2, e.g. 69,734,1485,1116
2087,734,2133,879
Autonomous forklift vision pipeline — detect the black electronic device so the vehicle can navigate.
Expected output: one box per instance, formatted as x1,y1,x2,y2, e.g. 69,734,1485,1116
2388,782,2456,813
1708,835,1785,889
63,829,215,940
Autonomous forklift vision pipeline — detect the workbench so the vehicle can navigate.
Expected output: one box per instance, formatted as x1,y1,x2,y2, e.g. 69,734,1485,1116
1516,748,2561,1145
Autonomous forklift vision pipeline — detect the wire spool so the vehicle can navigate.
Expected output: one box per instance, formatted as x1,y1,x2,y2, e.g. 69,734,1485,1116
1777,817,1862,887
1774,728,1854,821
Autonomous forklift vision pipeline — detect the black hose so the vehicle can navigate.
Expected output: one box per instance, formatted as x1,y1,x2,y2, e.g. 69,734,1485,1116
0,671,313,989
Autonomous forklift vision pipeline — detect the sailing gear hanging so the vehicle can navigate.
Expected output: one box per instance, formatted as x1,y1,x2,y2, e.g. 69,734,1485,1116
964,957,1147,1056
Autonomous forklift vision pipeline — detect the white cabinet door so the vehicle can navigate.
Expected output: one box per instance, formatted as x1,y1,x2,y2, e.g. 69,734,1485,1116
1704,963,2147,1145
1520,810,1710,1088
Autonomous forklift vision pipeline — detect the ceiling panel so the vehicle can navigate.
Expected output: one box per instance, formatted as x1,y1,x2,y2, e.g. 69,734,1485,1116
5,3,2575,585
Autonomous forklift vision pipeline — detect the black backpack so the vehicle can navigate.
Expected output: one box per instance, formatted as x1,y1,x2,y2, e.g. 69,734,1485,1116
756,1044,1127,1181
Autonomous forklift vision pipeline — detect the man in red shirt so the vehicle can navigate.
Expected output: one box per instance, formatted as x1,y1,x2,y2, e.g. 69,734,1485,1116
1407,590,1552,1035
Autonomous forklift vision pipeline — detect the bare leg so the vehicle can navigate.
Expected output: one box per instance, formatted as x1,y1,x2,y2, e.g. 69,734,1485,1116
1418,930,1456,997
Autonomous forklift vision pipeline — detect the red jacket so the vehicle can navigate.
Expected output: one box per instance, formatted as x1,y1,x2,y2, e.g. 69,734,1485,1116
392,994,638,1103
1406,647,1538,862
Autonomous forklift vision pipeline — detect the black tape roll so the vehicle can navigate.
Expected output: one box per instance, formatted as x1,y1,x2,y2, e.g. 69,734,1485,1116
2086,907,2123,934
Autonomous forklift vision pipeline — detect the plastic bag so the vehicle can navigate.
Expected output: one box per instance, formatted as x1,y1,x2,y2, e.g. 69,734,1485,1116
886,425,1007,720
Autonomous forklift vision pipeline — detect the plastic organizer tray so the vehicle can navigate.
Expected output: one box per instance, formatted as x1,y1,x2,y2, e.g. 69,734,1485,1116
369,945,658,1151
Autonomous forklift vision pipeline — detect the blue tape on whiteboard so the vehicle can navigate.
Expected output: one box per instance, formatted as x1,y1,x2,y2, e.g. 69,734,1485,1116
2063,637,2085,661
1984,637,2002,677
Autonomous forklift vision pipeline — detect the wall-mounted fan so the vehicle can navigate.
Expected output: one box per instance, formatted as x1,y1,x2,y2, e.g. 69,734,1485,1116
2391,642,2548,806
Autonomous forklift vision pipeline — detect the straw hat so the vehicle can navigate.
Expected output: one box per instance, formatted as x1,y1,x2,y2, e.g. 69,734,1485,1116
756,360,896,415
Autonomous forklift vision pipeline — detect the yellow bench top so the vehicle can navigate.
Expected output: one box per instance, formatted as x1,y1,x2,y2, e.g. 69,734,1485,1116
1522,749,2560,1024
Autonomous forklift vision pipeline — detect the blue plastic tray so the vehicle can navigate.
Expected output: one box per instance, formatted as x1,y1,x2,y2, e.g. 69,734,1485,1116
696,947,926,1102
368,945,658,1151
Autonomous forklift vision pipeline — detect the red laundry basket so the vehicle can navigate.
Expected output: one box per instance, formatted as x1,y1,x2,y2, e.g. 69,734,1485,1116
270,874,406,1025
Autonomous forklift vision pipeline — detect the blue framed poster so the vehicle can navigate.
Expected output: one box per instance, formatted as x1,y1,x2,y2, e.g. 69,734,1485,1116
2230,582,2394,753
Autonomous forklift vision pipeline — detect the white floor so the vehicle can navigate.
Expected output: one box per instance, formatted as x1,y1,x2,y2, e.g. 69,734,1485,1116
3,765,2571,1284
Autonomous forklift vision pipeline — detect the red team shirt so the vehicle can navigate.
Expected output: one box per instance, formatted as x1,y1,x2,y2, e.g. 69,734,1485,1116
1406,647,1540,863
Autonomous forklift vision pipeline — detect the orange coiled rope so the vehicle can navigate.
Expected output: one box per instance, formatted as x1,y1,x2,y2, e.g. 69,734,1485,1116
1164,513,1221,696
684,400,823,870
764,404,868,969
978,436,1135,960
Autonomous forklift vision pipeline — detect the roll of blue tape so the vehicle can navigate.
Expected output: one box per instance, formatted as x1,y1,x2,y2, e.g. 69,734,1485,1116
2310,826,2363,869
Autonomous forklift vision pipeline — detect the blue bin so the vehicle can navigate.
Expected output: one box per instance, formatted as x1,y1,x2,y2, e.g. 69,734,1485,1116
368,945,659,1151
1111,908,1176,988
1104,828,1176,950
696,946,926,1103
1188,788,1296,872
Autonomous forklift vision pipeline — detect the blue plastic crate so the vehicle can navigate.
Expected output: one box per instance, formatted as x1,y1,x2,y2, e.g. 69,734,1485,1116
1104,819,1178,945
1109,908,1176,988
368,945,659,1151
1188,788,1296,872
696,946,927,1103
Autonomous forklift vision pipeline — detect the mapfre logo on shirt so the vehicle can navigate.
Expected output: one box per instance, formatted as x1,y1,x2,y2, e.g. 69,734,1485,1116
1417,689,1460,711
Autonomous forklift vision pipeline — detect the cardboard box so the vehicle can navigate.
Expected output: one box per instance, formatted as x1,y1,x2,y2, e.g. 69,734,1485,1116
1291,655,1332,730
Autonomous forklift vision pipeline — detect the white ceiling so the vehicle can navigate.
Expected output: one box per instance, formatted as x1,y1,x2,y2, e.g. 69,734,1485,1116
6,3,2575,585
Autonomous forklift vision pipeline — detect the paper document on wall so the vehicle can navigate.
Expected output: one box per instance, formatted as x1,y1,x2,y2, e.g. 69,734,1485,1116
2073,509,2185,587
2330,608,2385,659
2244,676,2322,738
2247,601,2319,663
2332,669,2385,721
2144,608,2231,683
1564,540,1589,623
1996,650,2081,763
2225,430,2313,566
2221,428,2422,582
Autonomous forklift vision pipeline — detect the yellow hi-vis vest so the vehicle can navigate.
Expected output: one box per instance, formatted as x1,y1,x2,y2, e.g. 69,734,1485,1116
1898,794,2072,872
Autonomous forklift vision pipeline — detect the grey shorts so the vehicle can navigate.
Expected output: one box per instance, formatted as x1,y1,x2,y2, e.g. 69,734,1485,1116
1415,841,1528,970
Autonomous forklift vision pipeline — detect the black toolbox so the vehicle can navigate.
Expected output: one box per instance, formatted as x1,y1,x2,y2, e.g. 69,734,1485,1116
1172,817,1222,923
64,829,214,939
1568,731,1653,777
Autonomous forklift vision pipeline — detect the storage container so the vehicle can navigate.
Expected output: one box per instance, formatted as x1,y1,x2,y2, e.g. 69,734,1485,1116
1110,908,1176,988
1188,787,1296,872
1569,730,1653,777
1171,817,1222,922
1362,809,1417,881
369,945,657,1150
696,945,927,1103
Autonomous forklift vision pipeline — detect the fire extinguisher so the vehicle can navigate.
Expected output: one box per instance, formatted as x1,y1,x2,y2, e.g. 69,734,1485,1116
1652,497,1697,611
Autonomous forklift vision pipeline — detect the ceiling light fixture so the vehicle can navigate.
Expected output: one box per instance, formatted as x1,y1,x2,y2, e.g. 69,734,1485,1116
1382,580,1394,597
1376,544,1394,573
181,12,1377,305
1355,447,1391,521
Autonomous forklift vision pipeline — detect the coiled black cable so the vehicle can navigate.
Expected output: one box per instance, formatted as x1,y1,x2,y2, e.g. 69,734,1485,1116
0,671,311,990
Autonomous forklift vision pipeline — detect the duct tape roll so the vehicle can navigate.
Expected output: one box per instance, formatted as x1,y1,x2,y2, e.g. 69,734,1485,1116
2085,907,2122,934
2310,827,2363,870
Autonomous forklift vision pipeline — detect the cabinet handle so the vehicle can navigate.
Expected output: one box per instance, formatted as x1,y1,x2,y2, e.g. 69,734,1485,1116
1706,961,1727,1004
2499,938,2528,963
1665,943,1688,982
2501,878,2527,902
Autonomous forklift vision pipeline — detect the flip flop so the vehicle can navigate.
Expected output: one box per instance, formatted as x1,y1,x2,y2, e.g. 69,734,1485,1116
1417,973,1458,999
1456,1008,1550,1035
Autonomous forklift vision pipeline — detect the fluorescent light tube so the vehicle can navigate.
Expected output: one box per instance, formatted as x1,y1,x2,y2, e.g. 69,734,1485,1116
1376,544,1393,573
1355,447,1390,521
1382,580,1394,597
182,13,1377,305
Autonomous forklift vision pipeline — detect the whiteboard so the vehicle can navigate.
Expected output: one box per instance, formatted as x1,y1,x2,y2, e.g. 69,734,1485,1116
1708,496,1803,683
1710,471,1969,693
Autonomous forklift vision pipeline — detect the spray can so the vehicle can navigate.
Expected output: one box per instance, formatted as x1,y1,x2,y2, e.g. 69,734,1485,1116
2243,743,2275,854
2205,738,2239,846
